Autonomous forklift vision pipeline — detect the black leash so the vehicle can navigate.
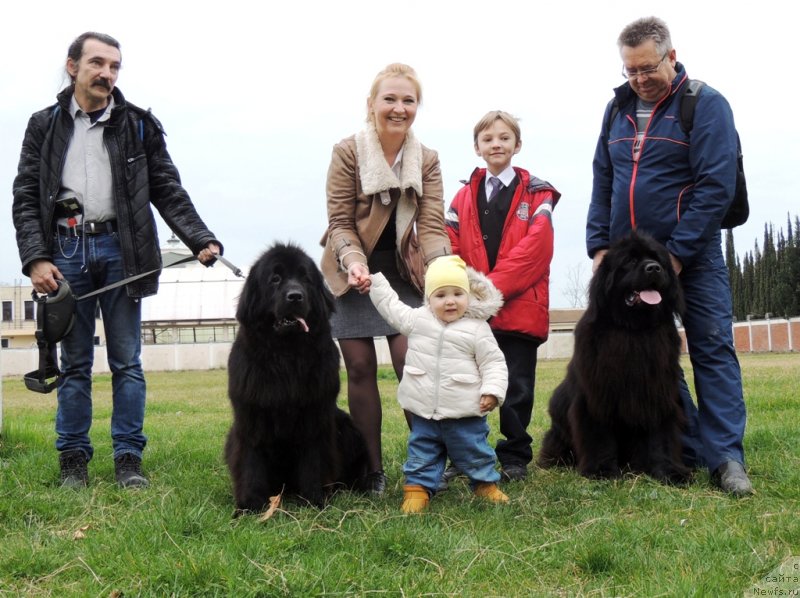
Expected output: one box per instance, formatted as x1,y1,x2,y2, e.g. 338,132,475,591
74,254,245,301
74,255,197,301
24,254,246,393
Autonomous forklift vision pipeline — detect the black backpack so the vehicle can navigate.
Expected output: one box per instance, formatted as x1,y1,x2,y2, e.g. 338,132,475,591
607,79,749,229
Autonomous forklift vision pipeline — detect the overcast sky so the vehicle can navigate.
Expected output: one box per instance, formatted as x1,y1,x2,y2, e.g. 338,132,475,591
1,0,797,308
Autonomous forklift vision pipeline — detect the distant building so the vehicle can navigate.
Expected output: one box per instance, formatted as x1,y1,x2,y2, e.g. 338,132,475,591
0,283,38,349
140,234,244,344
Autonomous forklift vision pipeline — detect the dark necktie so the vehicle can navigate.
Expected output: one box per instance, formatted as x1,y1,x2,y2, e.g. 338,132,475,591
488,176,503,202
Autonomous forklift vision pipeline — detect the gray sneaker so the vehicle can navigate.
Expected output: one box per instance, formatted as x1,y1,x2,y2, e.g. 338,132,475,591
59,450,89,488
500,463,528,482
114,453,149,488
711,460,753,496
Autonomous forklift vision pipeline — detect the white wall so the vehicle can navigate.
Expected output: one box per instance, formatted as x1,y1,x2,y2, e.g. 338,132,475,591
0,334,576,378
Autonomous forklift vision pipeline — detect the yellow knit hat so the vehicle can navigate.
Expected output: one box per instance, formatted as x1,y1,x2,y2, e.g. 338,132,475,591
424,255,470,298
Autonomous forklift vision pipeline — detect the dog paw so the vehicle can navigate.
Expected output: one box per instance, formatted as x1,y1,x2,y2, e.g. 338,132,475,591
580,463,622,479
656,468,693,486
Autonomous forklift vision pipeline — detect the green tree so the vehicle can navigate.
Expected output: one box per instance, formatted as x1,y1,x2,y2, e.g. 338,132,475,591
733,213,800,319
725,229,745,320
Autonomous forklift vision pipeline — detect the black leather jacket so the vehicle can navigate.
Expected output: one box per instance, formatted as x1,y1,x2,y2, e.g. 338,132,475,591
12,86,221,298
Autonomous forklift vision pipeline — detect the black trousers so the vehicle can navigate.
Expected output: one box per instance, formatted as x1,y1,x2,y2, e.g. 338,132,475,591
494,332,540,467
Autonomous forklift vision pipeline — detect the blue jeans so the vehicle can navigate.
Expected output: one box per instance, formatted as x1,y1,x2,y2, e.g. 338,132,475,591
677,235,746,473
404,414,500,493
52,232,147,461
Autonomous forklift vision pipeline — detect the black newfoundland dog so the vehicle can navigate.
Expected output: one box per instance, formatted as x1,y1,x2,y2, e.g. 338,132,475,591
225,243,368,511
537,232,690,484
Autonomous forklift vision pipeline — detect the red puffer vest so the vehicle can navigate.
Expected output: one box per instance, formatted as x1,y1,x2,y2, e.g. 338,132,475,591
446,167,560,341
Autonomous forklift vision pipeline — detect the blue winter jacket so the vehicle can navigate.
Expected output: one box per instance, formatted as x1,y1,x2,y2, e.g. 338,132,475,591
587,63,738,267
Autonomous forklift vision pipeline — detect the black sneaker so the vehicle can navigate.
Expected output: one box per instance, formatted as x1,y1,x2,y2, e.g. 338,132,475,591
59,450,88,488
500,463,528,482
711,460,754,497
438,465,463,492
114,453,149,488
362,470,387,496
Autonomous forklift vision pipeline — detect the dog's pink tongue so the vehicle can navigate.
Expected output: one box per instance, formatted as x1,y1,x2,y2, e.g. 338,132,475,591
639,290,662,305
297,317,309,333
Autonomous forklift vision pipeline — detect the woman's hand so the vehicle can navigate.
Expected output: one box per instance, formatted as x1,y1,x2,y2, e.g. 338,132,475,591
347,262,372,294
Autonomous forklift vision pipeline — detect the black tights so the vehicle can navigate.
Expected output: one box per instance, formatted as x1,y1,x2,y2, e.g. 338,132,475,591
339,334,411,473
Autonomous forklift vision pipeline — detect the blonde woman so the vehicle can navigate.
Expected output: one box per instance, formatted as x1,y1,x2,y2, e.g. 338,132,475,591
320,63,451,495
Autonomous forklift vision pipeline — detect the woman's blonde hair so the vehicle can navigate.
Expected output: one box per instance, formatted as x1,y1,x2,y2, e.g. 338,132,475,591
366,63,422,122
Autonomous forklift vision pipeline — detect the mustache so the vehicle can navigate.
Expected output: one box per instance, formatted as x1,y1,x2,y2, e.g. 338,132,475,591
92,79,111,90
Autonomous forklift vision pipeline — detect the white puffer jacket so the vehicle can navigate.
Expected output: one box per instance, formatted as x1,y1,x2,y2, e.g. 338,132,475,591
369,268,508,420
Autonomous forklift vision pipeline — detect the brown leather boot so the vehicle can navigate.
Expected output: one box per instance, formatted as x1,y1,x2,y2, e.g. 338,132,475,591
474,482,509,504
401,484,430,513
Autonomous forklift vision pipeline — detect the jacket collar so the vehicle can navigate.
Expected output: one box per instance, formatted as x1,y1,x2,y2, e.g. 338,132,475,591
57,85,127,112
355,121,423,196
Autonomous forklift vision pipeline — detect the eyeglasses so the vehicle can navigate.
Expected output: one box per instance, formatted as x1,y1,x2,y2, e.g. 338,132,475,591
621,51,668,80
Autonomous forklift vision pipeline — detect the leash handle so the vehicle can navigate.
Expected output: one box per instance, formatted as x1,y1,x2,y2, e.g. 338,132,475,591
215,254,245,278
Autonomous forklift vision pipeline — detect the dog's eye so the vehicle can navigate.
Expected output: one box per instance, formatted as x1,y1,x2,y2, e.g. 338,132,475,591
270,274,282,285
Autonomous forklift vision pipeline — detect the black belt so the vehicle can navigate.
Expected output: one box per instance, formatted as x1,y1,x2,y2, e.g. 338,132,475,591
56,220,117,235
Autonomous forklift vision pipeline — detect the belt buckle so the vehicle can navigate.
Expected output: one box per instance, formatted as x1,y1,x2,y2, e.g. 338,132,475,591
87,221,98,234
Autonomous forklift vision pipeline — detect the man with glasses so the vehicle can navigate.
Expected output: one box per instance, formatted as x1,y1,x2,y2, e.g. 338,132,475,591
587,17,753,496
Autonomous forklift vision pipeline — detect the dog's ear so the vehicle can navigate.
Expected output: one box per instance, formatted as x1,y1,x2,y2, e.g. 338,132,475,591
235,273,255,324
668,267,685,318
321,283,335,317
236,255,267,325
311,263,335,318
583,262,609,323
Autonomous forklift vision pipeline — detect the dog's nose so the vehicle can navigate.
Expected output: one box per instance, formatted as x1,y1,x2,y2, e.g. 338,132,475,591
286,290,304,303
644,261,662,274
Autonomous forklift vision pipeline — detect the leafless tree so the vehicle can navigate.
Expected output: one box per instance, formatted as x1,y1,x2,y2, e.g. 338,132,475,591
562,262,589,308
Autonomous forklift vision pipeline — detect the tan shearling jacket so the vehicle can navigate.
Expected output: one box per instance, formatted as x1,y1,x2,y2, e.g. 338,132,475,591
320,123,451,296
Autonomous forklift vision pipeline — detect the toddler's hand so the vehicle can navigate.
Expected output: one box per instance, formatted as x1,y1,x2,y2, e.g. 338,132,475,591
480,394,498,413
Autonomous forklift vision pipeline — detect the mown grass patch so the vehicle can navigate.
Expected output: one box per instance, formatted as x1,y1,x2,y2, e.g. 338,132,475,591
1,353,798,596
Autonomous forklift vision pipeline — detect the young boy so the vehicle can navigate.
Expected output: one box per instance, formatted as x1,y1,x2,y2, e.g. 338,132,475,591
368,255,509,513
444,111,560,485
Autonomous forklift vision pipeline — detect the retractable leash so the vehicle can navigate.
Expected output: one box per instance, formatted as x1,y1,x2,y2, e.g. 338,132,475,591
24,253,245,393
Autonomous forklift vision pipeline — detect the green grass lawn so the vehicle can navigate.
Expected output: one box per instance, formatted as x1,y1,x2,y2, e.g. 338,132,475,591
1,353,798,597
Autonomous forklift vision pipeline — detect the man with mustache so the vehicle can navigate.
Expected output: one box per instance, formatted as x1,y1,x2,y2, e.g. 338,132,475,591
12,32,223,489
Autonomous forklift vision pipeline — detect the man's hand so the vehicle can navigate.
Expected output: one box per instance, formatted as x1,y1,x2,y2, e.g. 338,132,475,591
29,259,62,294
197,242,221,264
480,394,498,413
669,253,683,275
591,249,608,273
347,262,371,294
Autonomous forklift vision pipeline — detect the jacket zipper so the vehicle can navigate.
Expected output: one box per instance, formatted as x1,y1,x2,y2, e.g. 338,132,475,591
47,117,75,232
431,326,446,417
627,92,669,230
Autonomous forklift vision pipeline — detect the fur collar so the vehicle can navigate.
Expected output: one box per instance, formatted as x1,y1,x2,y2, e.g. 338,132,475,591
425,267,504,321
465,268,504,320
354,122,423,196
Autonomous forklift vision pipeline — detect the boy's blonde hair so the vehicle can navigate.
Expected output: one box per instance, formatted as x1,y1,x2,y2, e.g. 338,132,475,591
473,110,522,145
366,63,423,123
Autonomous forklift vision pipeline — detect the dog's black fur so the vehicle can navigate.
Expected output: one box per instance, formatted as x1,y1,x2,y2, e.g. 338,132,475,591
225,243,368,511
537,232,690,484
